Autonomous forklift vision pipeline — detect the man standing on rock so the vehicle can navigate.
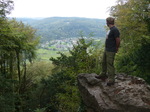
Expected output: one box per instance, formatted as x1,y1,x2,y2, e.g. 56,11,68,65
96,17,120,86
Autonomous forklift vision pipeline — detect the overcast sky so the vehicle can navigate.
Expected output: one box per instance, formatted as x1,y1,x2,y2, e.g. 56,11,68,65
8,0,118,19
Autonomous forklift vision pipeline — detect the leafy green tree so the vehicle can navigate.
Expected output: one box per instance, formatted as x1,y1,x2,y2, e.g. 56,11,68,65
17,61,54,112
7,19,39,84
0,1,43,112
36,37,103,112
0,18,39,112
110,0,150,83
0,1,15,111
23,37,103,112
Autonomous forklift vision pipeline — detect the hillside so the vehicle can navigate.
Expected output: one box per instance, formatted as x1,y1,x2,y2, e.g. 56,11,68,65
16,17,106,43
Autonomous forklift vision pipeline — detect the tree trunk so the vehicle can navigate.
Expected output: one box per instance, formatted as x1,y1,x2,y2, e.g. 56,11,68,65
16,50,21,84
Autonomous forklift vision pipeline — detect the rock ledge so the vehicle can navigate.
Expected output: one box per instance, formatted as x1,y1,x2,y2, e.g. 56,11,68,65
77,73,150,112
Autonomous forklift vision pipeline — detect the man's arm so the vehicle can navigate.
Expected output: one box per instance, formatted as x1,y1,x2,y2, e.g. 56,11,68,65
116,37,120,52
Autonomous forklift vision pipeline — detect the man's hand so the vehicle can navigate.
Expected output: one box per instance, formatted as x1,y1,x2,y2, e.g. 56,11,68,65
116,37,120,53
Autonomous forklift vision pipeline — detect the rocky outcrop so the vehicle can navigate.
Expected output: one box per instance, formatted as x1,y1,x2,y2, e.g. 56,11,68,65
77,73,150,112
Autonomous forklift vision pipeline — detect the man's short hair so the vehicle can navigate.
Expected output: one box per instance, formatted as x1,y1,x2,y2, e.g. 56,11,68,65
106,17,115,25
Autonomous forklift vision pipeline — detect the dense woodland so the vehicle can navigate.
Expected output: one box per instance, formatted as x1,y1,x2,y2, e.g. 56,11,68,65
16,17,106,43
0,0,150,112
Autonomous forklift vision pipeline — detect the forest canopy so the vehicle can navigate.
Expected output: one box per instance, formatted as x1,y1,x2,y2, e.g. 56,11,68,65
16,17,106,43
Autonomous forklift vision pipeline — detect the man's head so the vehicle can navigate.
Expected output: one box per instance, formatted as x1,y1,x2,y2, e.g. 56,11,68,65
106,17,115,27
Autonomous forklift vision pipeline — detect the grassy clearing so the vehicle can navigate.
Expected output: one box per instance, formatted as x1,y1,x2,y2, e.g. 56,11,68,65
36,48,68,61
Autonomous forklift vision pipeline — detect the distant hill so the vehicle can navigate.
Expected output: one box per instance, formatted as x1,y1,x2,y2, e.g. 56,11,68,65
16,17,106,43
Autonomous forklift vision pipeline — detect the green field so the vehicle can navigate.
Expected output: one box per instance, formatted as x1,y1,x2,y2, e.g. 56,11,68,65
36,48,68,61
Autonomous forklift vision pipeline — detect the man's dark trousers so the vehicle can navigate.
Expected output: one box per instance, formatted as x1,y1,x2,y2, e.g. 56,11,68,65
101,51,116,81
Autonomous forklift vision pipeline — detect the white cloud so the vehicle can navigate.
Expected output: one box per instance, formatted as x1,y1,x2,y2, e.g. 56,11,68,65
9,0,117,19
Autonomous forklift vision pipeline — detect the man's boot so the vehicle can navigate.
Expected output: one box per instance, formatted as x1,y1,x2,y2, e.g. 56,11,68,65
95,73,108,81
